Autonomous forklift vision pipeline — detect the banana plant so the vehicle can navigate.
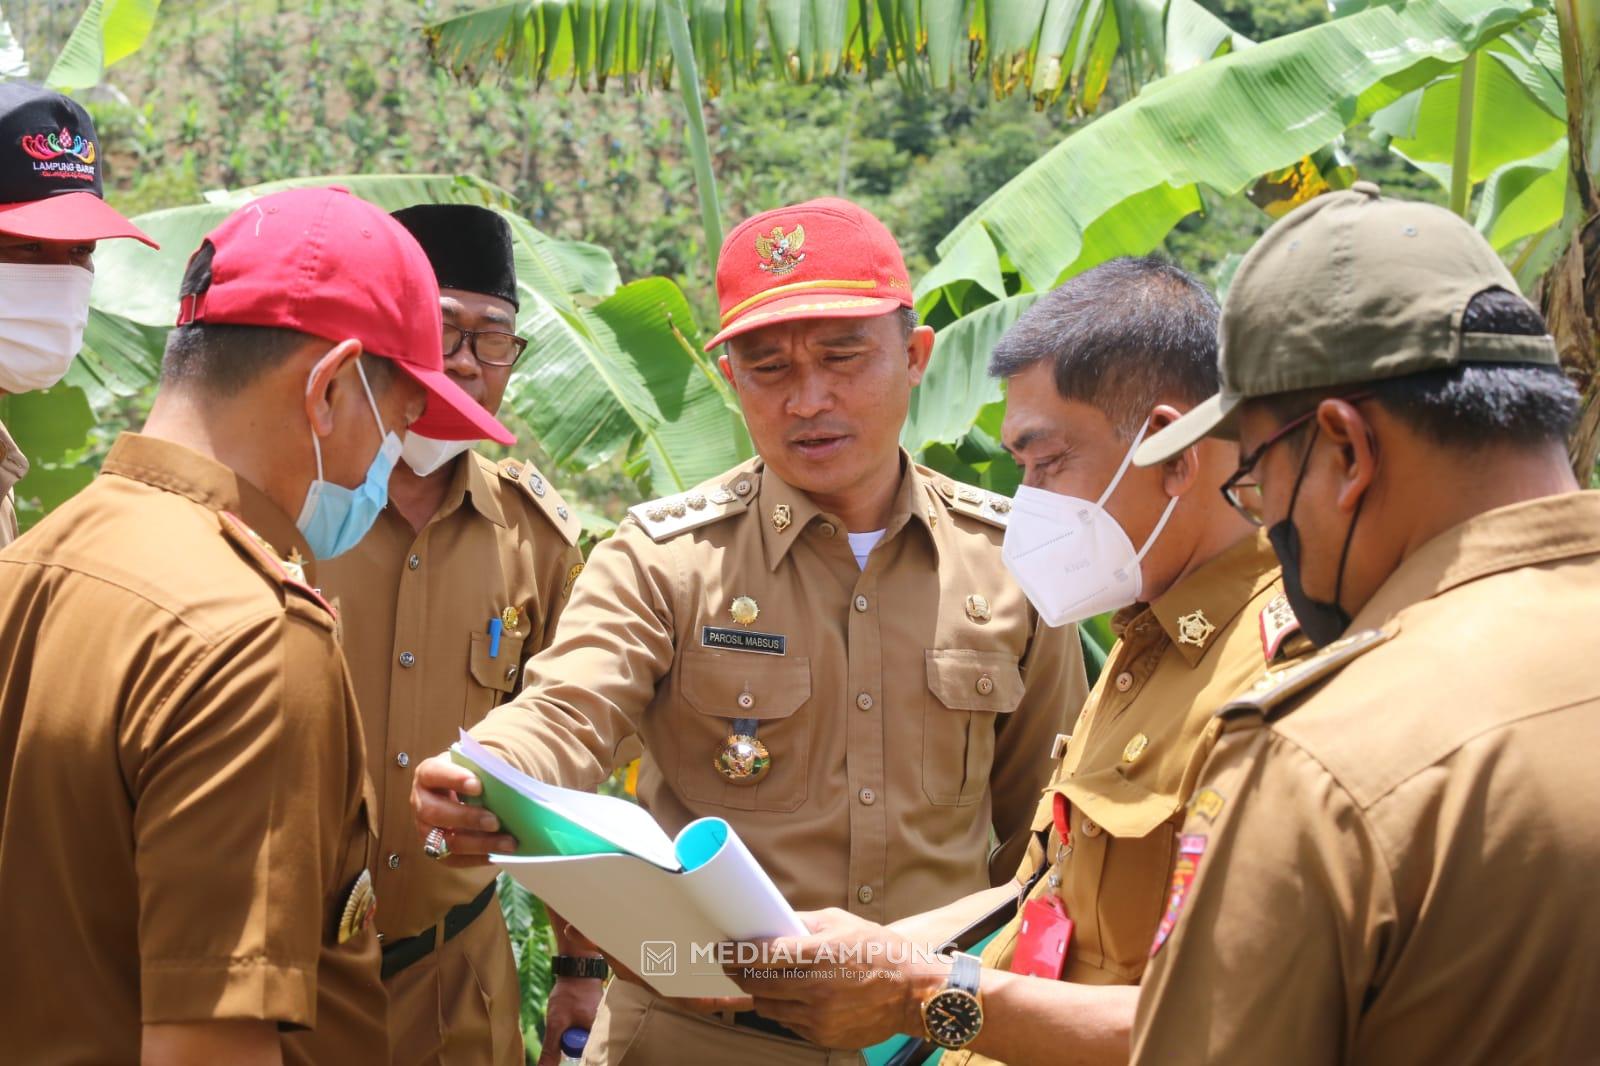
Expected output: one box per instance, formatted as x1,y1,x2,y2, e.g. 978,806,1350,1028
423,0,1255,273
45,0,163,92
906,0,1561,476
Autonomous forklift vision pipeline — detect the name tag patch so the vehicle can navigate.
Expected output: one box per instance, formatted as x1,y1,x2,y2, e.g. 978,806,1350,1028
701,626,786,655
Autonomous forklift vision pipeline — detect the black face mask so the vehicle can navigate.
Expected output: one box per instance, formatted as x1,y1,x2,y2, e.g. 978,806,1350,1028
1266,425,1366,648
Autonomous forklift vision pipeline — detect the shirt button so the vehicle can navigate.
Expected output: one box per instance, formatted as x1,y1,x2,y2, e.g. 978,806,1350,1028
395,752,410,768
854,595,869,612
857,885,874,904
975,674,995,696
407,553,420,570
1114,671,1134,692
859,788,876,805
856,692,874,711
819,522,836,537
1082,819,1103,838
738,692,755,710
387,853,401,869
399,651,416,668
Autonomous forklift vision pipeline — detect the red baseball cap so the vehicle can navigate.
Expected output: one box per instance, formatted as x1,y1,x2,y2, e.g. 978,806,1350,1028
0,80,156,248
175,186,514,444
705,197,913,350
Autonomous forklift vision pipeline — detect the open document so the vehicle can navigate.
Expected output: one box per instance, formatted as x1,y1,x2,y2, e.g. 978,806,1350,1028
452,732,808,996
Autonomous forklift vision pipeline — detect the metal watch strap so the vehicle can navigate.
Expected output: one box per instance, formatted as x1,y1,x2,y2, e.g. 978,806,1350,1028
551,954,610,979
948,951,981,995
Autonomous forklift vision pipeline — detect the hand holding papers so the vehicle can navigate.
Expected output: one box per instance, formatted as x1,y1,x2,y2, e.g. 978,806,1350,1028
451,732,806,996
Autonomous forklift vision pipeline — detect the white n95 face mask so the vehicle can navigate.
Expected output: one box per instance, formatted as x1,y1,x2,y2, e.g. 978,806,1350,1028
1001,418,1178,628
0,263,95,393
400,432,474,477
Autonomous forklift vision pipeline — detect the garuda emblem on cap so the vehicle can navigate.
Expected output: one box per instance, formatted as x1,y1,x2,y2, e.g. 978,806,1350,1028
755,224,806,275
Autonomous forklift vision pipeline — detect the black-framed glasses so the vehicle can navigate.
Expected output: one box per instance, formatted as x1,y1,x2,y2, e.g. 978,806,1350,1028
443,324,528,367
1221,392,1372,526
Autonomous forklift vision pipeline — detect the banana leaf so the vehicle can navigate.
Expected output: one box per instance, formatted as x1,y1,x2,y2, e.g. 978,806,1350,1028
424,0,1250,114
931,0,1544,295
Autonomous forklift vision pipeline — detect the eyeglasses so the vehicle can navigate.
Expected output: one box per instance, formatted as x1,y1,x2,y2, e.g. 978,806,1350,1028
1221,392,1372,526
443,324,528,367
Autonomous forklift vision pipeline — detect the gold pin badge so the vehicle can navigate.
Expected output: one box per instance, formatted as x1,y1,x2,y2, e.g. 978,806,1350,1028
771,504,792,533
1191,787,1226,822
1123,732,1150,764
501,605,521,630
965,594,991,623
730,596,760,626
337,868,376,944
715,733,772,784
285,546,308,584
563,562,584,598
1176,609,1216,647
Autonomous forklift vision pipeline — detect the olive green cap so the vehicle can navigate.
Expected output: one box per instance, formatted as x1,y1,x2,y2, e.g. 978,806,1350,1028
1134,181,1557,467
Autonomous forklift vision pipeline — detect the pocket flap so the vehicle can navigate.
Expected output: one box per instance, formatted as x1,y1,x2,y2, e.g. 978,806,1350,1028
469,630,527,693
925,649,1024,714
680,649,811,721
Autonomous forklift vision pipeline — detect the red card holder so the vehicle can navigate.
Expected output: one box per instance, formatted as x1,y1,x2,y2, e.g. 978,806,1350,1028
1010,894,1073,980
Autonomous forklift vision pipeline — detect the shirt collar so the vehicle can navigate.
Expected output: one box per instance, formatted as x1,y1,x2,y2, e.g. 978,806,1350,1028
100,432,316,578
1146,530,1283,666
456,450,509,528
1352,492,1600,631
758,450,936,571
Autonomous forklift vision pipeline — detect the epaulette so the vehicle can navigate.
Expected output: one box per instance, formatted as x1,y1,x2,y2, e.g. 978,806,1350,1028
1258,592,1311,663
928,475,1013,529
499,457,581,547
217,511,336,618
628,469,760,543
1223,626,1394,723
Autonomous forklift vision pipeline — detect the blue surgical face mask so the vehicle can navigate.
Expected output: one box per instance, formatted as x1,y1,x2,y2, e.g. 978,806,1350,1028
296,357,402,560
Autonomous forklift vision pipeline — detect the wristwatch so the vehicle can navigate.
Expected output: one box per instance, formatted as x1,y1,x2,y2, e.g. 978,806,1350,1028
551,954,609,980
921,951,984,1050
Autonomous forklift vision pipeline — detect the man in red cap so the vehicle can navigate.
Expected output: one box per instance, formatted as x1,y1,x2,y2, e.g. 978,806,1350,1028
320,203,587,1066
0,185,512,1064
411,197,1086,1065
0,79,157,547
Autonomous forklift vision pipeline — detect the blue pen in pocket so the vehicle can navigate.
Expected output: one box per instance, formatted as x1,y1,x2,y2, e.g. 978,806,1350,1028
487,617,504,658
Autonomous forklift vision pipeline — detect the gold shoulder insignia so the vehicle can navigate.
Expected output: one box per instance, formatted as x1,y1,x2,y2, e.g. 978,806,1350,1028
929,474,1012,529
1224,626,1395,723
499,457,581,547
218,511,336,618
628,468,760,543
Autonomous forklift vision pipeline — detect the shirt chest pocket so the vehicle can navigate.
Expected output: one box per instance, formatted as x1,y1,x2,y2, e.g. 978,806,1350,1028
674,649,813,813
464,629,527,727
922,649,1024,807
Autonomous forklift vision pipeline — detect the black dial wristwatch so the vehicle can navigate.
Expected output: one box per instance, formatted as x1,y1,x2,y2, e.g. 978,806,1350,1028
921,951,984,1050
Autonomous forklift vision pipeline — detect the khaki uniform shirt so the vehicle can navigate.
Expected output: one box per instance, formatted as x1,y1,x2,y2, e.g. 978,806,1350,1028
948,534,1294,1066
0,415,23,547
1133,493,1600,1066
0,433,385,1064
321,451,583,940
472,454,1086,921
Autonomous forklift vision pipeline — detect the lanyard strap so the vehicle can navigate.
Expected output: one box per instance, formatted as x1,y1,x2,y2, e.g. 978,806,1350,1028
1052,792,1072,854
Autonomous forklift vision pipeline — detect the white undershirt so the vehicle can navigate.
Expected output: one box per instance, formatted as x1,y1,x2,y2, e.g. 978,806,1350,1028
847,529,887,570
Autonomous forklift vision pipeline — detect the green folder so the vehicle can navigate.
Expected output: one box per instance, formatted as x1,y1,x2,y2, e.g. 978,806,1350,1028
450,744,625,859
